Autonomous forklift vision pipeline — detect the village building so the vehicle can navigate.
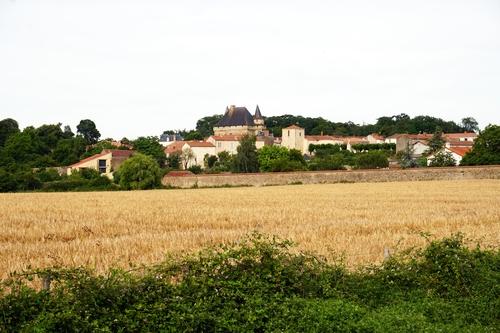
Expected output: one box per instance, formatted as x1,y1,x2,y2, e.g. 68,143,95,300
164,140,216,169
394,132,477,157
366,133,385,144
159,133,184,146
207,105,274,155
67,149,135,178
280,125,370,155
213,105,268,137
427,146,472,166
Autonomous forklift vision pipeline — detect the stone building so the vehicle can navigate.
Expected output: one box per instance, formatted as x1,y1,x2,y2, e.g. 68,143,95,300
67,149,135,178
213,105,268,137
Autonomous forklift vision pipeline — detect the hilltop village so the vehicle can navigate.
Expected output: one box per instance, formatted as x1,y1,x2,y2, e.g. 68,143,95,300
66,105,478,177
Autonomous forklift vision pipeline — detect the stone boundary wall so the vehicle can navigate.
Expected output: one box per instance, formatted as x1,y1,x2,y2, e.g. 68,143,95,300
162,165,500,189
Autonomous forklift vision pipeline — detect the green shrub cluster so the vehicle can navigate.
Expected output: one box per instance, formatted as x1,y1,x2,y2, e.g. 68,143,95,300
1,234,498,332
351,143,396,152
354,151,390,169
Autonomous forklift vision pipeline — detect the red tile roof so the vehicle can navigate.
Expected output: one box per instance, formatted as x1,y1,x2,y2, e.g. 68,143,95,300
164,141,186,155
447,146,471,157
185,141,215,148
444,132,477,139
69,149,134,167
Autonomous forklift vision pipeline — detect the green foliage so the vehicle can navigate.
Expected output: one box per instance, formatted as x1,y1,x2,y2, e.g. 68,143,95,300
351,143,396,152
264,113,464,138
233,135,259,173
204,154,218,169
355,151,389,169
196,114,223,138
258,145,290,171
51,137,87,165
1,234,498,332
308,154,346,171
187,165,203,174
416,156,428,168
0,118,20,147
429,151,456,167
76,119,101,145
184,131,203,140
425,127,446,156
132,136,166,166
118,153,161,190
396,144,417,169
166,152,181,169
309,143,346,155
461,117,479,133
461,125,500,166
0,168,17,192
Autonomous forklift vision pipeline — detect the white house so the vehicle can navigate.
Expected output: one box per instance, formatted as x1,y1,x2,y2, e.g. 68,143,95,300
164,141,216,169
427,146,471,166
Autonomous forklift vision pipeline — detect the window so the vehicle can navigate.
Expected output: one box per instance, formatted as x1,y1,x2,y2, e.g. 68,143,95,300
98,159,107,174
299,132,301,137
288,130,290,137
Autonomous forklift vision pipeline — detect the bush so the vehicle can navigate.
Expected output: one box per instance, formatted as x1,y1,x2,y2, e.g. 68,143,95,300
118,153,161,190
35,168,62,182
187,165,203,174
308,154,345,171
355,151,389,169
0,234,498,332
429,151,456,167
0,168,16,192
259,146,305,172
461,125,500,165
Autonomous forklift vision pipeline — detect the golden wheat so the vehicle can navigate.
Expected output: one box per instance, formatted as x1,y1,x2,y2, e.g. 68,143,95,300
0,179,499,279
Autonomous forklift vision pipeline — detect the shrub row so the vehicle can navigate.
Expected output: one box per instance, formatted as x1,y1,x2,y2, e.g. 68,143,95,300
1,233,498,332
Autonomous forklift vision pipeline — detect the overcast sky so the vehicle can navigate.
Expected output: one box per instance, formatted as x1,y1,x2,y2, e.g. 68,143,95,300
1,0,499,139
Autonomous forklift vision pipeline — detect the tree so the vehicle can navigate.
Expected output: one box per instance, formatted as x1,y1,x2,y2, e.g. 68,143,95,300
35,123,65,150
184,131,203,141
52,137,87,165
233,135,259,173
132,136,166,166
204,154,218,169
0,118,20,147
396,143,417,169
429,151,456,167
180,147,195,170
460,125,500,165
258,146,290,172
461,117,479,133
76,119,101,145
355,151,389,169
63,125,74,139
118,153,161,190
166,152,181,169
425,127,445,156
196,114,223,138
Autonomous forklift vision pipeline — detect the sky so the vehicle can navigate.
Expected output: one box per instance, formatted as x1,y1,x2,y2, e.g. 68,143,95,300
1,0,499,139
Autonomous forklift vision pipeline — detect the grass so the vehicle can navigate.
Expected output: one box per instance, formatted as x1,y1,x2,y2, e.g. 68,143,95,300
0,179,499,280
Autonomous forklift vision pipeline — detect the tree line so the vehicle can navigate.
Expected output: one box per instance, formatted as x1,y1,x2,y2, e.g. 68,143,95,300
182,113,479,139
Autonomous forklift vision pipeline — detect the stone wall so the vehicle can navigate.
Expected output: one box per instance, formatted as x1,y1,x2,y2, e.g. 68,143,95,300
162,165,500,189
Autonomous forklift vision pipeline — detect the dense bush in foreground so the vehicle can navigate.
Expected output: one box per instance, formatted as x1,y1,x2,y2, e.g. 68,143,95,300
1,234,498,332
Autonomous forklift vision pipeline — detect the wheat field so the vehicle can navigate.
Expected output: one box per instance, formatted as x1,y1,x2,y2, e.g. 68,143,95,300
1,179,499,279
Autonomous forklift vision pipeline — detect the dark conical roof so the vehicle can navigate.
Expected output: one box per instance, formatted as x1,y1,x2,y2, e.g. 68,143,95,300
254,105,263,119
217,106,255,127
